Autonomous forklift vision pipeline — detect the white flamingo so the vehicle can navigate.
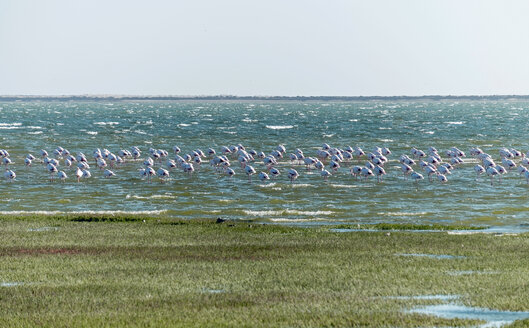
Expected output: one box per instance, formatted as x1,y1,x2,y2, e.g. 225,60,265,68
486,166,499,186
411,171,424,183
258,171,270,182
4,169,15,182
156,168,169,183
321,169,331,181
287,168,299,183
245,165,256,182
104,169,115,179
47,163,58,181
373,165,386,182
58,171,67,182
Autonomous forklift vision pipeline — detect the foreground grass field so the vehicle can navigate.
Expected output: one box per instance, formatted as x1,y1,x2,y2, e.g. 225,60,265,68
0,216,529,327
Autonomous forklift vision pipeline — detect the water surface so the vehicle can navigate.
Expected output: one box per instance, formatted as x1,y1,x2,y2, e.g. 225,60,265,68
0,100,528,227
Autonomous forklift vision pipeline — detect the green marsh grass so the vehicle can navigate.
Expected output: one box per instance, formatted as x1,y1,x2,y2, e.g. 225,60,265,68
0,216,528,327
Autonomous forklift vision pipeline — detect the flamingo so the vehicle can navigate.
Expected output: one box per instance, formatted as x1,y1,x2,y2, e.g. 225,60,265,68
104,169,115,179
58,171,67,182
360,167,373,181
501,157,516,171
40,149,48,161
269,167,281,179
321,169,331,181
486,166,499,186
424,165,437,182
82,169,92,180
2,157,12,167
287,168,299,183
156,168,169,183
401,163,413,178
351,165,362,179
496,165,506,183
145,167,155,182
330,161,340,172
474,165,485,179
437,165,451,175
207,148,216,157
225,167,235,177
303,157,316,170
131,147,141,159
258,171,270,182
76,168,83,182
373,165,386,182
245,165,256,182
182,162,194,176
97,158,107,170
411,171,424,183
47,163,58,181
4,169,15,182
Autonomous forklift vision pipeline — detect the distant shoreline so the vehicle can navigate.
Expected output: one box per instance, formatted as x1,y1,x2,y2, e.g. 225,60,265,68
0,95,528,102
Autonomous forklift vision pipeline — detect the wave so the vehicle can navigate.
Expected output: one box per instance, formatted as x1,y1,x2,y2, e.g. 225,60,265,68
266,125,294,130
94,122,119,126
126,194,176,200
377,211,428,217
243,210,334,216
0,123,22,127
268,218,329,222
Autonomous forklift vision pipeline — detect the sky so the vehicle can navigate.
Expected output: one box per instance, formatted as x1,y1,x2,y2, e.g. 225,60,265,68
1,0,529,96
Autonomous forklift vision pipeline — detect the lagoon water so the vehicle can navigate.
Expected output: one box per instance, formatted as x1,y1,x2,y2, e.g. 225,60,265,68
1,100,529,227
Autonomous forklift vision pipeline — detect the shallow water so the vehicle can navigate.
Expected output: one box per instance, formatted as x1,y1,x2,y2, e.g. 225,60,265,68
1,100,529,227
410,304,529,328
395,253,466,260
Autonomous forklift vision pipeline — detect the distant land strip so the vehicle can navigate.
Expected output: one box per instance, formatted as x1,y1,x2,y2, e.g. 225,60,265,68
1,95,529,102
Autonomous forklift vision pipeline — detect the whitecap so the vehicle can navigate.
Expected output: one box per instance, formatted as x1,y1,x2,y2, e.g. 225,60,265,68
244,210,334,216
290,183,314,188
94,122,119,126
178,123,191,127
377,212,428,217
269,218,328,222
445,121,464,125
126,194,176,200
266,125,294,130
329,184,357,189
0,123,22,127
86,131,98,135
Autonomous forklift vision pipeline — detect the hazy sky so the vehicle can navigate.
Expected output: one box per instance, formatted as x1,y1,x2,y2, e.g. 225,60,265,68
1,0,529,96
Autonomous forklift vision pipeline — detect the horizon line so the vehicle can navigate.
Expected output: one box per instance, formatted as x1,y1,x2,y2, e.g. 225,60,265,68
1,94,529,100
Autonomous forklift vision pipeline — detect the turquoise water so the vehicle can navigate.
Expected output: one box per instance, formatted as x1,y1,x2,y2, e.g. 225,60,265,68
0,100,529,227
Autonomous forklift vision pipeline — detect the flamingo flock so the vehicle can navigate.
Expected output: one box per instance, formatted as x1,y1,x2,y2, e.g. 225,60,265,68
0,143,528,186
